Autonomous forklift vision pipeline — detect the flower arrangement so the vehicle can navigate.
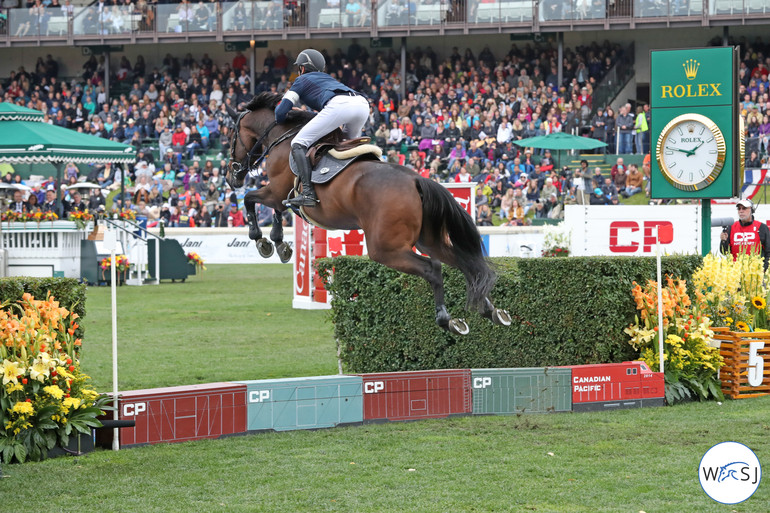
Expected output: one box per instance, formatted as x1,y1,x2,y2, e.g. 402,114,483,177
625,277,724,403
186,252,206,272
541,224,571,257
68,210,94,230
116,209,136,221
100,255,130,281
692,253,768,331
1,210,23,222
41,211,58,222
0,293,108,463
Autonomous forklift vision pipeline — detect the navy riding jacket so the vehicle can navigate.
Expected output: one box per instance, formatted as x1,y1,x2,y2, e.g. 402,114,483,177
275,72,359,123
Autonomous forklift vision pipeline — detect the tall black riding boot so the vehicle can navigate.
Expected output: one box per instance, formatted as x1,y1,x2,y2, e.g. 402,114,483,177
284,144,318,208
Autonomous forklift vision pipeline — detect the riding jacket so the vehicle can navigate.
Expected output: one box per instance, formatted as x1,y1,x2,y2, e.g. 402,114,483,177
275,72,359,122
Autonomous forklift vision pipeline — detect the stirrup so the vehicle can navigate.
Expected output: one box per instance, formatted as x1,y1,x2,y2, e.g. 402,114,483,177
284,193,318,207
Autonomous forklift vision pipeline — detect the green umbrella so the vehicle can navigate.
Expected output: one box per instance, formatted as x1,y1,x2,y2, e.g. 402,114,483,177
512,132,607,169
0,103,136,164
0,102,136,213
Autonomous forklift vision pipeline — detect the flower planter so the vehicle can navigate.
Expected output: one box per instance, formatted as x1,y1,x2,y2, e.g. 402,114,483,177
47,432,95,459
101,270,127,286
711,328,770,399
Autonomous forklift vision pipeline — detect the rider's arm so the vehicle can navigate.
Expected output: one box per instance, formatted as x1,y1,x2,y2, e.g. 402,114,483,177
275,90,300,123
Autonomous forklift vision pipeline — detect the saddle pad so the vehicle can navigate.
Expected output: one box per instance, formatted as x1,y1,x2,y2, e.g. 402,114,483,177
290,152,361,185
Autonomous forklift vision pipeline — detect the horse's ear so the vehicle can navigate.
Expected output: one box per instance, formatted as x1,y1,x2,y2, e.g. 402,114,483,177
226,105,239,121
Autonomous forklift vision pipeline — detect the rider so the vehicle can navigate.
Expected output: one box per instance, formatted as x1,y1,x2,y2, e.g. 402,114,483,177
274,48,370,207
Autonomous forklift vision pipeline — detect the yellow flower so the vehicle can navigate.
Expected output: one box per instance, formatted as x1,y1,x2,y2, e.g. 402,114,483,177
1,359,24,385
725,317,734,325
735,321,750,332
56,366,74,380
44,385,64,400
62,397,81,411
80,389,99,403
11,401,34,416
752,296,766,309
5,383,23,393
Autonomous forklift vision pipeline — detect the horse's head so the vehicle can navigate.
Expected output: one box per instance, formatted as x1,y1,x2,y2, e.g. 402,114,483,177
227,92,315,189
226,105,253,189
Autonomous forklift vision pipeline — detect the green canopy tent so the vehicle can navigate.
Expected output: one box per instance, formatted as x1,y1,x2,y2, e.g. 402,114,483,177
512,132,607,170
0,102,136,212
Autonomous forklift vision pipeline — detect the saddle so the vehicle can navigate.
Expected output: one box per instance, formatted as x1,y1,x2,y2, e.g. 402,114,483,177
307,136,381,167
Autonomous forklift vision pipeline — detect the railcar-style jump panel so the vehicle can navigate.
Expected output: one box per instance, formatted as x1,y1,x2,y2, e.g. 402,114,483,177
236,375,363,432
357,369,471,422
568,361,665,412
471,367,572,414
96,382,247,448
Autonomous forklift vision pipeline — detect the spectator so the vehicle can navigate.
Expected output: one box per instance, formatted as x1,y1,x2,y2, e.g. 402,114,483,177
227,202,245,227
616,103,634,154
623,164,644,198
88,187,106,211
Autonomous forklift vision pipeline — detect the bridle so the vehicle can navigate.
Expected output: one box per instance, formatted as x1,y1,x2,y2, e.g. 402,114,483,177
229,111,301,177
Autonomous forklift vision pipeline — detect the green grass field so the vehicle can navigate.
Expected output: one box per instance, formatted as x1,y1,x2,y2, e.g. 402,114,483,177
81,264,339,391
3,264,769,512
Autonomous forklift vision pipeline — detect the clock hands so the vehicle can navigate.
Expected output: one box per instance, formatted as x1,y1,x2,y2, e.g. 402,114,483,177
669,146,695,156
688,140,705,155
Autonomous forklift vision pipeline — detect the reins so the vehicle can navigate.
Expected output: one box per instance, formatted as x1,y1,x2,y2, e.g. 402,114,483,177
231,112,301,175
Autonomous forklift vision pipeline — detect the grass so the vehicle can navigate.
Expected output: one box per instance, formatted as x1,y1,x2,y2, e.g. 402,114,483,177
1,398,768,512
81,264,338,391
3,264,769,511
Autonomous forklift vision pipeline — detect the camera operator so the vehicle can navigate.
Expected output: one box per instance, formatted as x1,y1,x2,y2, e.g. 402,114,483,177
720,199,770,270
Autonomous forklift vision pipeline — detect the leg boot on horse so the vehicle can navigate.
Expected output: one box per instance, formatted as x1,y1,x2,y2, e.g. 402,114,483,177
284,144,318,208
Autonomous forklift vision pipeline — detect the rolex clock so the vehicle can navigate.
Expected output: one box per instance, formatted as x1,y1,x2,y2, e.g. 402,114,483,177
656,113,726,191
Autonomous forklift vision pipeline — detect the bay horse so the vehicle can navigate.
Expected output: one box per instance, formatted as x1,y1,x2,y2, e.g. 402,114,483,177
226,92,510,335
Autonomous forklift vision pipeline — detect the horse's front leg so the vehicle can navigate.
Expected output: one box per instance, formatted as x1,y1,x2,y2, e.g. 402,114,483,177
243,189,275,259
270,210,293,263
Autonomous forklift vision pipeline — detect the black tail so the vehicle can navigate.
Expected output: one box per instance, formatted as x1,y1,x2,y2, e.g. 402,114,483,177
416,178,496,309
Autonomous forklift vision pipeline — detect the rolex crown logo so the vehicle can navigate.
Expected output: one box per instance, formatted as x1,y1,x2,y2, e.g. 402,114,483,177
683,59,699,80
687,123,695,133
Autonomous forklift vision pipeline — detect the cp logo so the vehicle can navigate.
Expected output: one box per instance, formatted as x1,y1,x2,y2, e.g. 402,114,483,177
609,221,673,253
734,232,757,243
123,402,147,417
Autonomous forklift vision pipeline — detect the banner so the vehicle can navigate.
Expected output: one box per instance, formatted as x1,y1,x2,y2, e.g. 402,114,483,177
565,203,770,257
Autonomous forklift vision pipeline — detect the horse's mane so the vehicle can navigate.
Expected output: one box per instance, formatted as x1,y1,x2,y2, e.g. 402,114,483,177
244,92,315,125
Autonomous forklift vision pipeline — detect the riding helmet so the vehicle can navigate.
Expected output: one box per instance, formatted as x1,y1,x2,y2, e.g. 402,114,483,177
294,49,326,73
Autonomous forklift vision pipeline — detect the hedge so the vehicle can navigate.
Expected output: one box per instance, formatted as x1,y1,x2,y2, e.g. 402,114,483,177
317,255,703,373
0,277,87,337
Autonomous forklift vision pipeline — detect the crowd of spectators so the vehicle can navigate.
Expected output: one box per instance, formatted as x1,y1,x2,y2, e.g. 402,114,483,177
1,35,768,227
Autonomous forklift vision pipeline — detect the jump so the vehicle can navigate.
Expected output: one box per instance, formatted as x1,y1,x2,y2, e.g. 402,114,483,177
226,51,510,335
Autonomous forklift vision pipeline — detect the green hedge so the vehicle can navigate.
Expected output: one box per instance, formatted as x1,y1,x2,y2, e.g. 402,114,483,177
317,255,703,373
0,277,87,336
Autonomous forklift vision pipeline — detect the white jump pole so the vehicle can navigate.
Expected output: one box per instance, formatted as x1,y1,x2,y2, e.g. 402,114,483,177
103,228,120,451
656,225,665,375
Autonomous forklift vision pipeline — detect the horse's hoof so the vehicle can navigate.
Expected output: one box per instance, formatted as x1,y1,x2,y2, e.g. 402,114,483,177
248,227,260,241
276,242,293,263
447,318,470,336
256,238,274,258
492,308,512,326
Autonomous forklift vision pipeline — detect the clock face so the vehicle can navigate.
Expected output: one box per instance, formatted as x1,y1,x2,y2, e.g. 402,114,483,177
656,113,726,191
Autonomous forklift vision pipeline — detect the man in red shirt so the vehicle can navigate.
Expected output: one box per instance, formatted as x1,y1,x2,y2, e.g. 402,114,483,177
720,199,770,270
227,202,245,227
232,51,247,72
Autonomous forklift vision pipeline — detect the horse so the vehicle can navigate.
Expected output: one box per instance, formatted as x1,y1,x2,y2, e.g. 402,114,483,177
226,92,510,335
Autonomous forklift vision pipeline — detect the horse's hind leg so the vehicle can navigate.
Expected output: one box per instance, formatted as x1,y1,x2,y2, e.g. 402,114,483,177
479,297,512,326
370,247,469,335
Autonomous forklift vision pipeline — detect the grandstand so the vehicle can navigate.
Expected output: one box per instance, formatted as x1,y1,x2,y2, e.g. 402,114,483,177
0,0,768,225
